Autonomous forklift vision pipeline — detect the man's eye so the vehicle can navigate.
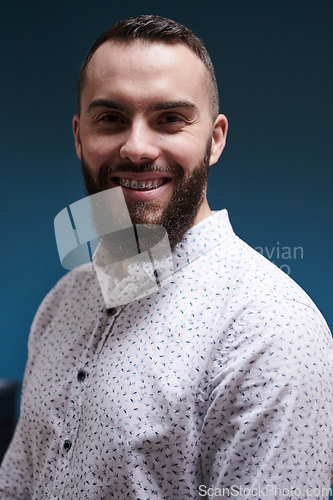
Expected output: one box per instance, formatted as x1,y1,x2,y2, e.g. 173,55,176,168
100,114,123,123
160,115,183,124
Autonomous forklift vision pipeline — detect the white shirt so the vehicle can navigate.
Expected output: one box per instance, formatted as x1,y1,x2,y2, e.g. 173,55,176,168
1,210,332,499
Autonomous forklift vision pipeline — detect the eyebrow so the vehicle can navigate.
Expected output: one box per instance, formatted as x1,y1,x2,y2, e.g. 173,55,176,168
86,99,198,115
147,101,198,113
87,99,130,114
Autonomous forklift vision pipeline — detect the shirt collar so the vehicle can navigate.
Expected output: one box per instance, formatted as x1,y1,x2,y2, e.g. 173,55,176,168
172,209,235,271
93,209,234,308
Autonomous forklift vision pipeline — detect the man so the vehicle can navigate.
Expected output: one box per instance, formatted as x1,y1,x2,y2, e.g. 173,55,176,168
0,15,332,499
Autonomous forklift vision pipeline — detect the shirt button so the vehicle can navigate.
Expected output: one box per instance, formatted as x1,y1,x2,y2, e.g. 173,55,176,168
77,369,87,382
106,307,117,316
63,440,72,452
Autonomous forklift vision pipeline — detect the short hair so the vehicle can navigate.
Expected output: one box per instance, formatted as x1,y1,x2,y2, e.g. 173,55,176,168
77,15,219,120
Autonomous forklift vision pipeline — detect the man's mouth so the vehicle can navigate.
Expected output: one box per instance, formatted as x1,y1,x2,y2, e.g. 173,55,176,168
113,177,168,191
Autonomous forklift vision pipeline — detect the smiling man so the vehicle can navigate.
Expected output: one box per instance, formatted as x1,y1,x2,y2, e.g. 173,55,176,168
1,15,332,500
73,34,226,249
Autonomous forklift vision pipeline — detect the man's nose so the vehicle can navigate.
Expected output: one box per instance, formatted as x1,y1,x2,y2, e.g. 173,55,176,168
119,120,159,163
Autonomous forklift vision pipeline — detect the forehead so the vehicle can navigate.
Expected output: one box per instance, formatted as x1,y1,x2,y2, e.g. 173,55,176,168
83,40,210,111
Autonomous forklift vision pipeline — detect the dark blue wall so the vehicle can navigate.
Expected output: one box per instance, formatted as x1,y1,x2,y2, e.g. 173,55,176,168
1,1,332,392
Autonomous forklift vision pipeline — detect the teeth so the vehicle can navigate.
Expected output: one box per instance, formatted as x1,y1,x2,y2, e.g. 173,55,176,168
116,178,165,191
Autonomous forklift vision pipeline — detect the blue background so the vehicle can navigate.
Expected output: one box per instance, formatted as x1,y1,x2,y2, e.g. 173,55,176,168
1,0,332,412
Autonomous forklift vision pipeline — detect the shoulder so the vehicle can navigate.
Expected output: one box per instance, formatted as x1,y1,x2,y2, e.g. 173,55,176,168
213,232,321,311
28,263,101,351
200,231,332,352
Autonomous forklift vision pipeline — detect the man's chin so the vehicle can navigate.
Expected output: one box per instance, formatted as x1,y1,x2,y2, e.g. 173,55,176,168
125,200,166,227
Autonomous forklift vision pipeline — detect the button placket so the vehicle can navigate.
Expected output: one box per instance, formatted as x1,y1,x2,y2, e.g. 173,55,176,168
52,308,124,496
94,305,127,358
52,378,84,495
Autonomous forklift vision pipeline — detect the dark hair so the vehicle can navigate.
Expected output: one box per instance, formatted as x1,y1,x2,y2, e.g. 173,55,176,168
77,15,219,119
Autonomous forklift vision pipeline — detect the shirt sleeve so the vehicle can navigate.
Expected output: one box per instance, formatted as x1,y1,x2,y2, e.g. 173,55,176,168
199,300,333,498
0,416,32,499
0,274,69,499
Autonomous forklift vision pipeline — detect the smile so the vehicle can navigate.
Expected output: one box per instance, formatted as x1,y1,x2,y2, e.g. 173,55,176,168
113,177,168,191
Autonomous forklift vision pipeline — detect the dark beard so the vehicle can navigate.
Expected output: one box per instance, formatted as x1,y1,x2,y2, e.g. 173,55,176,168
80,140,211,251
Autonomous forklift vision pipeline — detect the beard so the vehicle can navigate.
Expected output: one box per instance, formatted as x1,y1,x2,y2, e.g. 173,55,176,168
80,139,212,251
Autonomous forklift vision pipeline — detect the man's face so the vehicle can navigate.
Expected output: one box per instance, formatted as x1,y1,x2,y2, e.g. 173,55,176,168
73,41,227,249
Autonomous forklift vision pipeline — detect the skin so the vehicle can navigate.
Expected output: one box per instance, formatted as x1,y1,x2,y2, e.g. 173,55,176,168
73,40,228,230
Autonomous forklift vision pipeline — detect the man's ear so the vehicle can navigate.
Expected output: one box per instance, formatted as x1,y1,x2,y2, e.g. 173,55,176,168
72,115,82,160
209,114,228,166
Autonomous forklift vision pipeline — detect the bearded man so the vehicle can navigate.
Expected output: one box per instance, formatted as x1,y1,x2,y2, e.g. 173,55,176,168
1,15,332,500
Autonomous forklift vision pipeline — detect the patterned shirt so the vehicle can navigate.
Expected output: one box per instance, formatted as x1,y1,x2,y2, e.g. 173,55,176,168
0,210,332,499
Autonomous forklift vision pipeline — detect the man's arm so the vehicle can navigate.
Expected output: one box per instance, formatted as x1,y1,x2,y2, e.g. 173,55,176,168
0,275,68,499
200,301,333,498
0,416,32,499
